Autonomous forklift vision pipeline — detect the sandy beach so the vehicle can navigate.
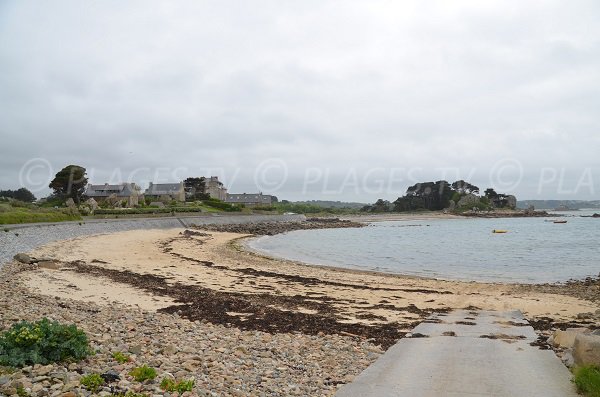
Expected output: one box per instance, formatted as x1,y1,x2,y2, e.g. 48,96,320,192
22,224,600,336
2,218,599,396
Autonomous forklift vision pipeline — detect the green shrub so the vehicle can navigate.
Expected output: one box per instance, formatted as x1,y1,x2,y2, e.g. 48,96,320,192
0,318,91,367
112,351,131,363
201,199,241,212
160,377,194,393
253,205,276,211
81,373,105,392
111,392,148,397
16,385,29,397
94,207,205,215
129,365,157,382
573,365,600,397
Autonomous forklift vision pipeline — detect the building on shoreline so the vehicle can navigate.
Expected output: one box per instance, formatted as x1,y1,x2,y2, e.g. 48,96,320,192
205,176,228,201
83,183,143,207
145,182,186,202
225,193,275,207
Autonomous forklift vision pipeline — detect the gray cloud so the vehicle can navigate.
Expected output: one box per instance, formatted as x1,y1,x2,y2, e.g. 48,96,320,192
1,0,599,201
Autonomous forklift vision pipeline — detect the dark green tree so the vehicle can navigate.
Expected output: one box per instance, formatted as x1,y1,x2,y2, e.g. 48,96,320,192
49,165,88,204
484,188,498,200
451,180,480,195
183,177,207,200
0,188,36,202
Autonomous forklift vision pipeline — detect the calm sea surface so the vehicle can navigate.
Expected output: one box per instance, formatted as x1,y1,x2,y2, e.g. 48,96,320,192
248,210,600,283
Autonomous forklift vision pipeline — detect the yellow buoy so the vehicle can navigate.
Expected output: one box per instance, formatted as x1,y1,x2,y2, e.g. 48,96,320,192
492,229,508,234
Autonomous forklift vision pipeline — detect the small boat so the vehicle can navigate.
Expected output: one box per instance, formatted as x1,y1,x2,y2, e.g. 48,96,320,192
492,229,508,233
553,220,568,224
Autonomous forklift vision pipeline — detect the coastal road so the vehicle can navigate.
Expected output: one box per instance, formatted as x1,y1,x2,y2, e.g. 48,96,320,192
335,310,578,397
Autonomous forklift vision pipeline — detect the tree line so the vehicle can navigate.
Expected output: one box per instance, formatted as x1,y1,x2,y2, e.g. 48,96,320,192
361,180,514,213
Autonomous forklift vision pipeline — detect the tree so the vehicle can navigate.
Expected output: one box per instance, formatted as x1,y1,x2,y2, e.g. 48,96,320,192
0,188,36,202
183,177,206,200
451,180,480,195
484,188,498,200
49,165,88,204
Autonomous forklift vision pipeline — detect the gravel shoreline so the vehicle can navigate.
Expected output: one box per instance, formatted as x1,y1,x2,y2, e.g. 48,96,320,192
0,261,383,397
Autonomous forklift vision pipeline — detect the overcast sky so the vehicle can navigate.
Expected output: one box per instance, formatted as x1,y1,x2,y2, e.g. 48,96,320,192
1,1,599,202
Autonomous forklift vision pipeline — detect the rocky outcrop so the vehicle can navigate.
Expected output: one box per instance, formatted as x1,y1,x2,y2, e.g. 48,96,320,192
551,328,591,349
461,210,549,218
191,218,365,235
457,194,480,208
573,333,600,366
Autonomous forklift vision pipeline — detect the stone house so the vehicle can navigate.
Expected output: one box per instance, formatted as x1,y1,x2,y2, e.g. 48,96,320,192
225,193,274,206
205,176,228,201
84,183,143,207
145,182,186,202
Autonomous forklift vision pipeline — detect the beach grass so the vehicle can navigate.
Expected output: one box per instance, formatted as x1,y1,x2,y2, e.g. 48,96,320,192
573,365,600,397
0,203,81,225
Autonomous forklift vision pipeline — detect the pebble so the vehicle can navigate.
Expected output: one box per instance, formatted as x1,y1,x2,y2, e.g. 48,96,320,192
0,261,381,397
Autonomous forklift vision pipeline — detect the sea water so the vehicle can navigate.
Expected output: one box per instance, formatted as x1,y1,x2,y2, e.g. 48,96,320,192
248,210,600,283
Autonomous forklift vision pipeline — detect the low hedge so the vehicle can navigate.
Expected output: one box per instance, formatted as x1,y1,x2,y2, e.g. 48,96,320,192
201,200,241,212
94,207,205,215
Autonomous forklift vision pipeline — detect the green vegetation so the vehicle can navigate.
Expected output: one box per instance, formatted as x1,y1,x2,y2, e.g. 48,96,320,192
361,180,517,213
160,377,195,393
16,385,29,397
80,373,105,392
129,365,157,382
573,365,600,397
201,198,241,212
95,207,193,215
183,177,210,201
112,351,131,363
0,188,36,202
0,318,90,367
49,164,88,204
0,198,81,225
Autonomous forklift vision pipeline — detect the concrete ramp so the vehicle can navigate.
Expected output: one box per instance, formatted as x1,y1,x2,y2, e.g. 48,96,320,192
336,310,578,397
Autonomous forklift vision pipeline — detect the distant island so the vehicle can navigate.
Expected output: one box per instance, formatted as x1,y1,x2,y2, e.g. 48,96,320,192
517,200,600,210
360,180,526,215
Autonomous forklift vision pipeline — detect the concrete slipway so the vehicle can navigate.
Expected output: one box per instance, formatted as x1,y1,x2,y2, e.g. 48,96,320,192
335,310,578,397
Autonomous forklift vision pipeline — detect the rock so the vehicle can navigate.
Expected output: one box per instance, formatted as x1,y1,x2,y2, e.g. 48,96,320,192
1,387,17,395
0,376,9,386
552,328,590,348
61,382,79,392
576,312,594,319
100,370,120,383
38,261,61,270
573,333,600,366
34,365,54,376
85,198,99,212
162,344,178,355
61,392,76,397
128,344,143,355
14,252,33,264
561,350,574,367
457,194,480,208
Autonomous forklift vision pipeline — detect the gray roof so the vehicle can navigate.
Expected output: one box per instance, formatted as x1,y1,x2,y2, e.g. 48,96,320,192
85,183,140,197
145,183,183,195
